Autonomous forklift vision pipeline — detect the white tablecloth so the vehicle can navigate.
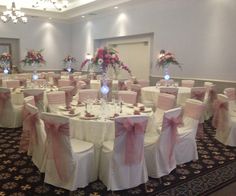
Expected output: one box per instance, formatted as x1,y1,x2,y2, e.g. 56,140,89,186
141,86,191,106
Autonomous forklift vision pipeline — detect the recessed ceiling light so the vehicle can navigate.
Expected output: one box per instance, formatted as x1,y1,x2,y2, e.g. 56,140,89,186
48,17,52,20
81,15,85,18
114,6,118,9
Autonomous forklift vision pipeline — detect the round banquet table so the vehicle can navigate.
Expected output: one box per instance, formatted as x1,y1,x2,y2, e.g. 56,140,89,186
52,102,153,178
141,86,191,106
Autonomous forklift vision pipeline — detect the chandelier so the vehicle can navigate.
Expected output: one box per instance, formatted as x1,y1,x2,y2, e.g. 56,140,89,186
32,0,69,11
0,2,27,23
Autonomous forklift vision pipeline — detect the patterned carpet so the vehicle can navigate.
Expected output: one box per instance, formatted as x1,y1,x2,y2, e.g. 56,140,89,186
0,120,236,196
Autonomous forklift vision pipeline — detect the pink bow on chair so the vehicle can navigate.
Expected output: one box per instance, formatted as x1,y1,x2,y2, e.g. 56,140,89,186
163,115,182,164
0,91,10,115
212,100,229,131
116,118,146,165
191,91,205,101
44,121,70,182
65,91,73,109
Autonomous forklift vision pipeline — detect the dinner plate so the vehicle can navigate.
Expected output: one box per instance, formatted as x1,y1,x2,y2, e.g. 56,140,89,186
141,108,152,113
58,105,75,111
61,111,80,117
80,116,98,120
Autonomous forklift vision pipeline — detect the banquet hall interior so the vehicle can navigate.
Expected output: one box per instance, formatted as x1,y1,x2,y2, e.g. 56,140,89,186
0,0,236,195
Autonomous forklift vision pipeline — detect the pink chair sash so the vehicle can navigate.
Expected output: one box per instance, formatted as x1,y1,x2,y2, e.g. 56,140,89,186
44,120,70,182
77,80,87,89
191,90,205,101
118,81,127,90
162,115,182,164
0,91,10,115
208,88,217,103
65,90,73,109
131,84,141,103
115,118,147,165
212,100,229,131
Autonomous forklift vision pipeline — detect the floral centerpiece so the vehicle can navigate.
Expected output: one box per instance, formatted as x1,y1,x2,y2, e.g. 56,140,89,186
156,49,181,81
63,55,76,72
80,47,132,76
21,49,46,66
0,52,11,70
63,55,76,64
157,49,181,69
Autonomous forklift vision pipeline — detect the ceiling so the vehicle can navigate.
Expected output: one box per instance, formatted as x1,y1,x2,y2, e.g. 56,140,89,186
0,0,145,21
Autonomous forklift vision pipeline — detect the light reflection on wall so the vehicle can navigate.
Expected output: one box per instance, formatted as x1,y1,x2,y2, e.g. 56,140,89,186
116,13,128,36
85,21,93,55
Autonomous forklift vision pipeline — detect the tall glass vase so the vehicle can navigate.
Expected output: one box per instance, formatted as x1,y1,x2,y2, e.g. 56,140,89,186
32,62,39,80
163,64,170,86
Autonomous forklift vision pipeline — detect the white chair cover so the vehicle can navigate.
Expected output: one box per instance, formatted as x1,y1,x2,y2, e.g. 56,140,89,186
41,112,95,190
160,87,178,98
78,89,98,103
19,96,35,152
58,79,71,87
46,91,66,112
181,80,195,87
5,80,20,88
175,99,205,164
117,90,137,104
99,115,148,191
58,86,74,109
0,87,23,128
144,107,182,178
23,88,45,112
23,103,46,172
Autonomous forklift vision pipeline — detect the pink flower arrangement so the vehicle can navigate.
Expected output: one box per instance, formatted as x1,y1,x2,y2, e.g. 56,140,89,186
63,55,76,63
80,47,132,75
0,52,11,63
157,49,181,69
21,49,46,65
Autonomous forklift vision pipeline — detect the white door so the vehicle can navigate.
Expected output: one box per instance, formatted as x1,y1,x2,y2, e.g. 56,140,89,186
108,41,150,80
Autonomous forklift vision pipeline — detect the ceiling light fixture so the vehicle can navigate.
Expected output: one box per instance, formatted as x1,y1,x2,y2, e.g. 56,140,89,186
0,2,28,24
32,0,69,11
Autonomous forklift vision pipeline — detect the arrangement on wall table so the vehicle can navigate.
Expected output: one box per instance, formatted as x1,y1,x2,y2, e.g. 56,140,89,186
156,49,182,81
80,47,132,98
0,52,11,74
63,55,77,73
21,49,46,80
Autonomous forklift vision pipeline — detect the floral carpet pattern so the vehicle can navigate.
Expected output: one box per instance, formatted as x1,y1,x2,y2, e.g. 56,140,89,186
0,120,236,196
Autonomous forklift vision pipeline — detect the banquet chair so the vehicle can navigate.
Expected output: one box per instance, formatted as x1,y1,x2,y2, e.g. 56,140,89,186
159,87,178,101
117,90,137,104
190,87,206,102
78,89,98,103
34,79,47,87
181,80,195,87
46,91,66,112
5,79,20,89
99,115,148,191
0,87,23,128
204,85,217,120
138,79,149,88
76,80,87,89
23,88,45,112
58,86,74,109
145,93,176,141
144,107,182,178
124,80,132,90
175,99,205,164
41,112,95,190
223,88,236,113
58,79,71,87
131,83,142,103
159,79,174,86
53,74,61,86
19,96,36,152
212,94,232,145
24,103,46,172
